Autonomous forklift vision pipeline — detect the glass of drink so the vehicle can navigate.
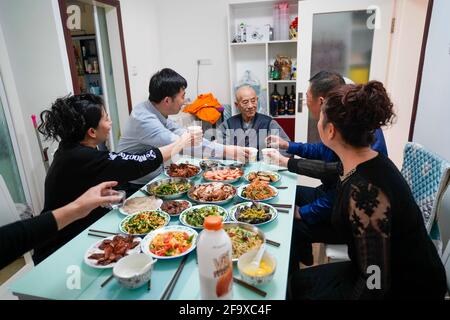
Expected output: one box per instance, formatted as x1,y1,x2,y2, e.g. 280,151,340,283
109,190,127,210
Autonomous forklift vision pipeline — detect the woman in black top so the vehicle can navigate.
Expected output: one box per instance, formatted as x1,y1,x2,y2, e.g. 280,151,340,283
289,81,447,299
0,181,121,269
33,94,196,264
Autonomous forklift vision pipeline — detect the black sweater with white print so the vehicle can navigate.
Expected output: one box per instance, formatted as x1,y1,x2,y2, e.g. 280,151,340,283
32,141,163,264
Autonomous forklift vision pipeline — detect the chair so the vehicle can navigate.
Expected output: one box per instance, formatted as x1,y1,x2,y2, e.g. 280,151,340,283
321,142,450,263
442,240,450,296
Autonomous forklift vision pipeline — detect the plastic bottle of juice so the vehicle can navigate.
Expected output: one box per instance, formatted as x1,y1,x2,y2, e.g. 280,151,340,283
197,216,233,300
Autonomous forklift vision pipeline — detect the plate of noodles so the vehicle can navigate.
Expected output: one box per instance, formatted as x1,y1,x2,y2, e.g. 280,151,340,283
223,222,265,261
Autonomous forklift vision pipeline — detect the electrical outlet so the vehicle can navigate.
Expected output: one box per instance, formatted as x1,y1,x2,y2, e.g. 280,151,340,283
197,59,212,65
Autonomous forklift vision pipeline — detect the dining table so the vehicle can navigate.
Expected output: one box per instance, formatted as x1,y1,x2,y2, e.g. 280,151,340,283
9,159,298,300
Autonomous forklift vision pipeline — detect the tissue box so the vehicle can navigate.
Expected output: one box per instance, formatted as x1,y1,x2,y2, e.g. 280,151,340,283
246,24,271,43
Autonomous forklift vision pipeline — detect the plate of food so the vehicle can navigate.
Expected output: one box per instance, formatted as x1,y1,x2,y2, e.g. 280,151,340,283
223,222,265,261
160,199,192,217
141,225,198,259
244,171,280,184
119,210,170,236
84,235,141,269
179,204,228,229
199,159,220,171
237,181,278,202
164,162,202,179
118,196,163,216
187,182,236,205
229,202,278,226
146,177,193,200
202,166,244,183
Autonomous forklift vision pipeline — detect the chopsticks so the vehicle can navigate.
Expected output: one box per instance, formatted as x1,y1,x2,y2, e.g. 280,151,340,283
270,203,292,209
266,239,281,247
160,254,189,300
277,169,289,172
101,274,114,288
89,229,119,236
233,277,267,297
276,186,288,189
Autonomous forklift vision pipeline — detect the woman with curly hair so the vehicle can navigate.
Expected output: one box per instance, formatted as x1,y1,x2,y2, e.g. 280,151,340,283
33,94,196,263
289,81,447,299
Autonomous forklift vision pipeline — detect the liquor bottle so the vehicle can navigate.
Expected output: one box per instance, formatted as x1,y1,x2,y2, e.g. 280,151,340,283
270,85,280,116
287,85,296,115
278,86,288,115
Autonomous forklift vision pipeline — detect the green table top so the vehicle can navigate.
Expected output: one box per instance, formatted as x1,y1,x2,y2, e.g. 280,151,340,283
9,160,297,300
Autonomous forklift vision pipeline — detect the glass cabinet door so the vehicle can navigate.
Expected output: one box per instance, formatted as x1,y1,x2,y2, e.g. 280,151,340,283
0,77,26,206
296,0,394,143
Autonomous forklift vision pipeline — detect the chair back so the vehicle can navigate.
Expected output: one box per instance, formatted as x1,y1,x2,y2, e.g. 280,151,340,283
442,240,450,294
401,142,450,233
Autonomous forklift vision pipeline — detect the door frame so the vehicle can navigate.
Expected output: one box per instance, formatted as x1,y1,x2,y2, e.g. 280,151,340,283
295,0,395,143
408,0,434,141
57,0,132,114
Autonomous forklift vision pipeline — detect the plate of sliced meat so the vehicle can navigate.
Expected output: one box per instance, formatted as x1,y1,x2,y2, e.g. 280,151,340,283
164,163,202,179
202,166,244,183
84,235,142,269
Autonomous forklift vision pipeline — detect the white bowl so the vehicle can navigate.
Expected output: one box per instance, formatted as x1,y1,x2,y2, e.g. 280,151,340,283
237,249,276,285
113,253,155,289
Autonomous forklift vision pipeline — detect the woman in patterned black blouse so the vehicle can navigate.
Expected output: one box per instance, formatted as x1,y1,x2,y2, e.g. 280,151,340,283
289,81,447,299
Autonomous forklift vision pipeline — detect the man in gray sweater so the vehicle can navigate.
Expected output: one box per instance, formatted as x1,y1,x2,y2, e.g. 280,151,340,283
118,68,248,194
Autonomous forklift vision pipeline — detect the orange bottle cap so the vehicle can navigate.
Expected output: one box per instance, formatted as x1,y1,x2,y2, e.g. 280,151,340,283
204,216,223,230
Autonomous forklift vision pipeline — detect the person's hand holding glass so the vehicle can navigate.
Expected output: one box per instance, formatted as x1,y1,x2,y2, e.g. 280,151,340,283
266,135,289,150
262,148,289,168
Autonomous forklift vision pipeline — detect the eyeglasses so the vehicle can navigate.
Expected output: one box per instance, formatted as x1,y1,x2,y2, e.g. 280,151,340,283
239,97,258,107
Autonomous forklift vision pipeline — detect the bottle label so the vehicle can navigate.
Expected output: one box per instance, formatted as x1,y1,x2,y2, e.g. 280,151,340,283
199,250,233,299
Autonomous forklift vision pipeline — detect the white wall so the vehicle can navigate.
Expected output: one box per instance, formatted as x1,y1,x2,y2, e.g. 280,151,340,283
383,0,428,168
412,0,450,245
157,0,242,104
0,0,72,213
120,0,161,106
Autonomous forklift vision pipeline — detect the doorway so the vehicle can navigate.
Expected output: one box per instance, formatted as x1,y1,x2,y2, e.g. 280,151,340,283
58,0,132,150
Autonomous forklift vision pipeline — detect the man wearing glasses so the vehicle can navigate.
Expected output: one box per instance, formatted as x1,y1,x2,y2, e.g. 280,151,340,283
217,85,290,158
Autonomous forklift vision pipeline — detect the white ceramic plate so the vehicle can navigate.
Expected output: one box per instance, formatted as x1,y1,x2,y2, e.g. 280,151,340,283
179,204,228,229
84,235,142,269
237,184,278,202
119,210,170,236
140,225,198,260
229,202,278,226
118,196,163,216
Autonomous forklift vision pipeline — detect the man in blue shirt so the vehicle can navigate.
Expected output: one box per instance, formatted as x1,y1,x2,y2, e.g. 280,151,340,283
266,71,388,273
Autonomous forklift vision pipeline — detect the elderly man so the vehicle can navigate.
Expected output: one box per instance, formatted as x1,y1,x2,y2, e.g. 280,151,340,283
217,85,290,157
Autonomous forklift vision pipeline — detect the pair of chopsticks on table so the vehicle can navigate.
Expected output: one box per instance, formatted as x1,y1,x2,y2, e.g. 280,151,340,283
88,229,118,238
160,254,189,300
